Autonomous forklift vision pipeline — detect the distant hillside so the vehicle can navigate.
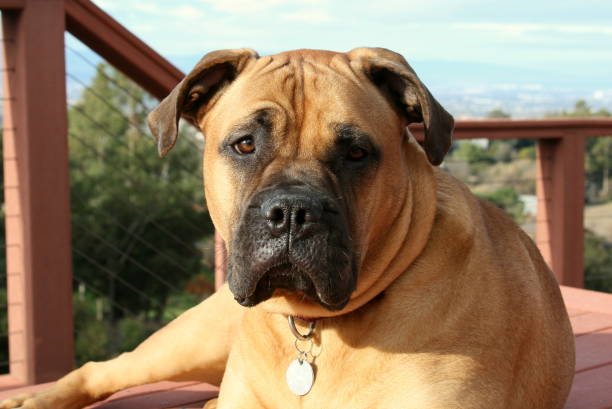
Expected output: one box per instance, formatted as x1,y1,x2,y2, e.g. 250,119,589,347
586,202,612,242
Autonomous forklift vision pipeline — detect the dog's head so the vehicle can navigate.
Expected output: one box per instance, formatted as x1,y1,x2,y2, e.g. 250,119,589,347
148,48,453,316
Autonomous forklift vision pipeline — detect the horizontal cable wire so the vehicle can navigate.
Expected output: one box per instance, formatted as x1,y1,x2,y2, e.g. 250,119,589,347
69,154,206,255
73,277,137,318
66,45,204,153
72,221,181,293
66,78,203,182
67,45,150,109
70,192,197,277
67,112,210,240
73,247,162,308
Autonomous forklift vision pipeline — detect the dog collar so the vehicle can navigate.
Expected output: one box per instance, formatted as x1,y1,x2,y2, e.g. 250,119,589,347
294,315,319,324
288,316,316,339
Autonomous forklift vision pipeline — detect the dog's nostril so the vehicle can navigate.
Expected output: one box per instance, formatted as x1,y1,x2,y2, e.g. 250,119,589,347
295,208,307,225
268,207,284,223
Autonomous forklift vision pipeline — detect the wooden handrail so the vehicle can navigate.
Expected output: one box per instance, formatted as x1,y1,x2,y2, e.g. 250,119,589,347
64,0,183,99
410,118,612,140
0,0,24,9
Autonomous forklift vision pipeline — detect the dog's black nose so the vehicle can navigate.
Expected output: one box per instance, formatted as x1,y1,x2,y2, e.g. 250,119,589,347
261,192,323,238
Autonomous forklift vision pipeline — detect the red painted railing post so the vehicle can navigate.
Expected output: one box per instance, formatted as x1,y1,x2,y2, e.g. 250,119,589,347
2,0,74,384
536,136,585,287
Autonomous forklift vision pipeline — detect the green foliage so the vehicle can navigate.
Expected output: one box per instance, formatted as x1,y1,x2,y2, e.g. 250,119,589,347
162,292,202,322
452,142,494,164
69,63,213,319
517,146,536,160
487,139,536,162
75,320,111,364
117,316,156,352
547,99,611,118
450,108,535,167
586,137,612,203
584,231,612,293
73,292,110,363
451,141,496,174
73,291,157,365
68,63,214,363
487,108,511,119
486,110,537,162
478,187,527,224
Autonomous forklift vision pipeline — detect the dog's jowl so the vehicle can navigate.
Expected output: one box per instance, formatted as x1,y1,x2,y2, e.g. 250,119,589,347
0,48,575,409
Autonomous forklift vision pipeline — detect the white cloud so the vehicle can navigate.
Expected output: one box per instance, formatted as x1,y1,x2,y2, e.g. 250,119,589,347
131,3,163,14
94,0,115,10
131,23,156,33
169,6,206,20
592,90,612,101
199,0,281,14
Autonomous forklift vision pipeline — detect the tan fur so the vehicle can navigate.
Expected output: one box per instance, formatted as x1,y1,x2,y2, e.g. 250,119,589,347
0,49,574,409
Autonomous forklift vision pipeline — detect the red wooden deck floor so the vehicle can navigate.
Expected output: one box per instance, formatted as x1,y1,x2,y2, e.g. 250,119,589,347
0,285,610,409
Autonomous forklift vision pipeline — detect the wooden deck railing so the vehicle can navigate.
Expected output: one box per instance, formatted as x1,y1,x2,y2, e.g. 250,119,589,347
1,0,611,388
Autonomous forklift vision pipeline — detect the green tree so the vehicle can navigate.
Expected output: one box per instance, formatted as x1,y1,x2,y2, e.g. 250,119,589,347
68,64,214,326
486,109,536,161
587,138,612,201
548,99,611,118
451,141,495,174
487,108,511,119
584,231,612,293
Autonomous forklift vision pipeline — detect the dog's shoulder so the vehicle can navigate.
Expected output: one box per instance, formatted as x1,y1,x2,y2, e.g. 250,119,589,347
430,168,551,283
433,167,529,247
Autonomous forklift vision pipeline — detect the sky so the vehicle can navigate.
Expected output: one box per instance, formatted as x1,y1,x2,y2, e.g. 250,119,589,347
65,0,612,117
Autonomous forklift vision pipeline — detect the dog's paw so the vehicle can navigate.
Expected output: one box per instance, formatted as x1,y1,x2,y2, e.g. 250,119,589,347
0,392,36,408
203,397,218,409
0,388,91,409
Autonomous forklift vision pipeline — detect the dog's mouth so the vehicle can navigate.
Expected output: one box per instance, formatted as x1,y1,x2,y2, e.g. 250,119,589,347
233,263,317,307
232,262,351,311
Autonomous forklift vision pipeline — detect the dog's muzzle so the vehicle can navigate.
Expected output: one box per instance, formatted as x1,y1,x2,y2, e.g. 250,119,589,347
227,184,356,310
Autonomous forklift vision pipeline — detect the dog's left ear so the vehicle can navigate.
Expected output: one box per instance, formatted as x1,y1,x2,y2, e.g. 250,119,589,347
348,47,454,166
148,48,259,157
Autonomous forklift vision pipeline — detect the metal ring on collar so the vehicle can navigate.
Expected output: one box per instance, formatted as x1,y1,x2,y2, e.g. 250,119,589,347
288,316,316,340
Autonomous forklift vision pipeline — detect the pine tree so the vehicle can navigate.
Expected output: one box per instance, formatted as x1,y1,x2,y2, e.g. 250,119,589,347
68,63,214,362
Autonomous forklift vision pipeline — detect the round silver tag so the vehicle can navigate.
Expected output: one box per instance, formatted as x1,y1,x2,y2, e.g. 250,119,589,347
286,359,314,396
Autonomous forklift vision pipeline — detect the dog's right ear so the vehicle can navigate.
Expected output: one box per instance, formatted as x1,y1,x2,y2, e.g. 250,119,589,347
348,47,454,166
148,48,258,157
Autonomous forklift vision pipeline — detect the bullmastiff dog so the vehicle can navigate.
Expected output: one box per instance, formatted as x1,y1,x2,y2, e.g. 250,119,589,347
0,47,575,409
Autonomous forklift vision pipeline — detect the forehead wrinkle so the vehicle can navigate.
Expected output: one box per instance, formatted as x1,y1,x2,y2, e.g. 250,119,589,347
247,54,288,78
234,57,301,145
298,59,365,158
298,60,334,160
261,56,305,160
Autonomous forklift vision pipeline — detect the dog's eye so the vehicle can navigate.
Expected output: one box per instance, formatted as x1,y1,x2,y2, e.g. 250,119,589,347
188,92,201,103
233,136,256,155
347,146,368,161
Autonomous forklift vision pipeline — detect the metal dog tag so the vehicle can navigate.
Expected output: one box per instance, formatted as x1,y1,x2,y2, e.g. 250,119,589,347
286,359,314,396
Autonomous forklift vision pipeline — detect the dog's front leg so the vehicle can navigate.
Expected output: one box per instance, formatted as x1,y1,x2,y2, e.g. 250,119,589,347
0,285,243,409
